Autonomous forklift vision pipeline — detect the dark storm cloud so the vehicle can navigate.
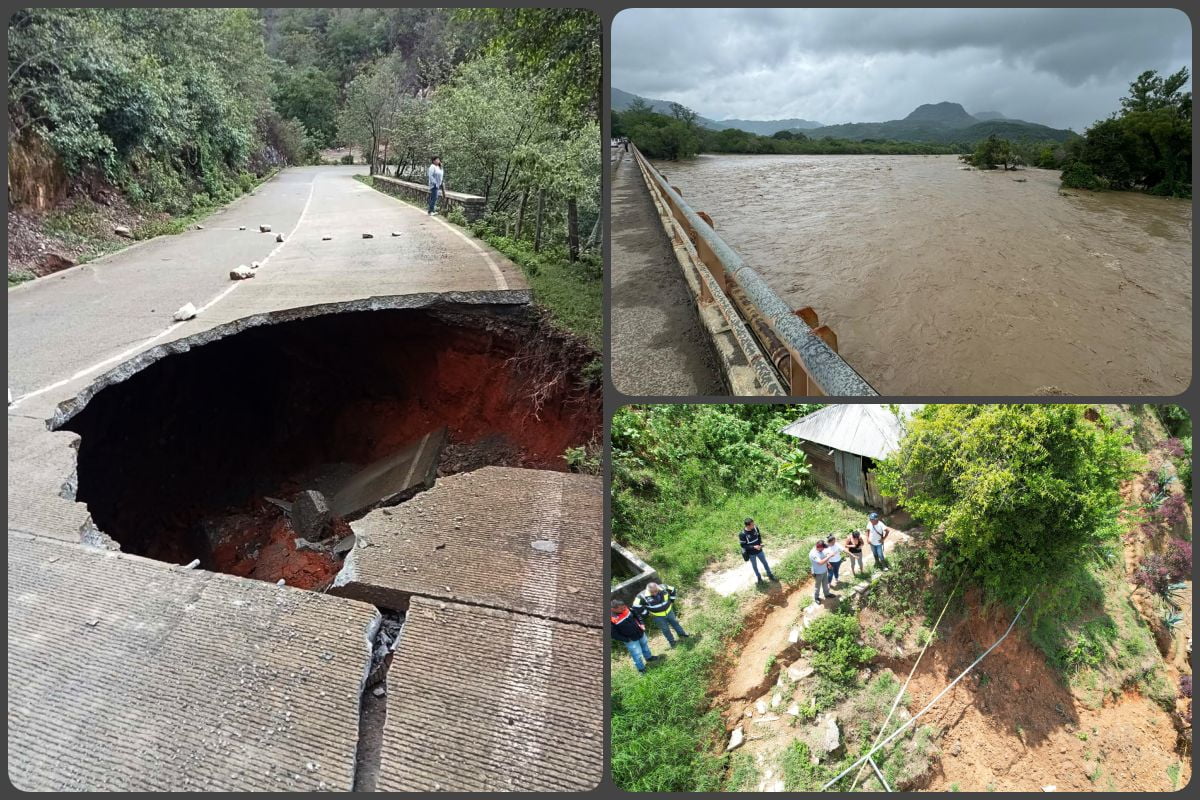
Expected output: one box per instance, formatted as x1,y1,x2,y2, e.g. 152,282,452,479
612,8,1192,130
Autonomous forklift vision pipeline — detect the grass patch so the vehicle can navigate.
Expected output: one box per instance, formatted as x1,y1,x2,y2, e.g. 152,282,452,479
621,490,860,589
724,751,759,791
610,593,741,792
8,270,36,287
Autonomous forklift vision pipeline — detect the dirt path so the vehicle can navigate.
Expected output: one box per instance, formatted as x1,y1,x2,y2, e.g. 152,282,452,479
715,531,913,703
700,543,804,596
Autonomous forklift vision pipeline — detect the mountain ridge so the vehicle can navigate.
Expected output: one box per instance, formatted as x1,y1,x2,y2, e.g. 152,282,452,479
613,87,1074,143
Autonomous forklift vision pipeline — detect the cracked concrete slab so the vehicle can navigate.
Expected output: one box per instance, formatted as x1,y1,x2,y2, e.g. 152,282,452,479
331,467,603,627
7,415,91,541
376,596,603,792
7,534,379,791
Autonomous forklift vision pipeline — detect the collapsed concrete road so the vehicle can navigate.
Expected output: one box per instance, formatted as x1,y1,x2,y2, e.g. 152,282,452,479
6,167,602,791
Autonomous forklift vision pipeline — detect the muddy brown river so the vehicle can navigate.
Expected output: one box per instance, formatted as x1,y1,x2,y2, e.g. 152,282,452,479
651,154,1191,395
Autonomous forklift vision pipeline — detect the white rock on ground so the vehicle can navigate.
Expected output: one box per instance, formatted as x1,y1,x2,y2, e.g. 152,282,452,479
362,232,374,239
276,232,285,242
250,261,261,270
819,713,840,754
787,660,814,682
726,726,744,751
113,225,133,238
770,693,781,709
391,231,402,236
755,699,769,715
238,225,247,230
786,702,800,716
259,224,272,232
229,265,255,280
788,627,801,644
322,235,333,241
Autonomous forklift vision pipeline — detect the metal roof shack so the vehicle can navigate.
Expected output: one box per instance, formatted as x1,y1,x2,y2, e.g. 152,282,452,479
780,405,923,509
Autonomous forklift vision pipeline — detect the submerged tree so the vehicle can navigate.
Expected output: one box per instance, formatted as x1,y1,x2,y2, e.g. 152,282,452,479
1062,67,1191,197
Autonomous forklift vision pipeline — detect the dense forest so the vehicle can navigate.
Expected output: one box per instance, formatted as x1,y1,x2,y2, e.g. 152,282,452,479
8,8,602,278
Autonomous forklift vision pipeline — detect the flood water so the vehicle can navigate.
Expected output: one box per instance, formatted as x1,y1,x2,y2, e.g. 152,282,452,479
651,154,1192,395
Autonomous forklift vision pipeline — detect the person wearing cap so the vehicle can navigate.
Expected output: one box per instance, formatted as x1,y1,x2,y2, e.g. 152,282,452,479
824,534,845,587
610,598,659,673
808,539,837,605
867,512,891,569
632,581,690,647
844,528,866,576
739,517,777,583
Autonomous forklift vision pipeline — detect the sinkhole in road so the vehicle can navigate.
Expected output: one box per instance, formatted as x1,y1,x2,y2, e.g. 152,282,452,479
56,303,601,589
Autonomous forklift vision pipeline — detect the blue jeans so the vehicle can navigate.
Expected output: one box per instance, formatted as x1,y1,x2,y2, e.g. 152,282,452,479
828,559,842,582
652,609,688,646
748,550,775,581
871,543,887,566
427,184,440,214
622,634,652,671
812,571,831,601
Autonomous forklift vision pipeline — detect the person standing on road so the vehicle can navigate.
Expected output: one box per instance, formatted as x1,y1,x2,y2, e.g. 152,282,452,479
610,599,659,673
824,534,844,587
632,582,690,648
868,512,891,569
739,517,777,584
809,539,837,605
845,528,866,576
427,156,444,216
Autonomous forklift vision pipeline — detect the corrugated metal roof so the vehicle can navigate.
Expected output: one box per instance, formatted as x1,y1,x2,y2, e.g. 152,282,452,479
780,404,924,460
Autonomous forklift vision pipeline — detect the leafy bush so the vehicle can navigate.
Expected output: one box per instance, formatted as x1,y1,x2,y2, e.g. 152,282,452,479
340,153,355,165
805,613,877,703
1061,161,1106,191
1132,541,1190,596
1153,494,1188,527
877,405,1137,606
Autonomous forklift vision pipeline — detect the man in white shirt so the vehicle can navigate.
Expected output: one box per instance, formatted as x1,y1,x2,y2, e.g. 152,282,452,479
427,156,444,216
808,539,837,606
867,512,891,569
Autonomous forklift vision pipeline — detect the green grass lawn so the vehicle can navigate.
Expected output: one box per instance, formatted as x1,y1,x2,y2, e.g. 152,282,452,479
622,490,863,589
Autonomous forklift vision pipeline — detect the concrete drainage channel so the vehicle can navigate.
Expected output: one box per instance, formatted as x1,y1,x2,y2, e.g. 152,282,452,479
40,297,604,790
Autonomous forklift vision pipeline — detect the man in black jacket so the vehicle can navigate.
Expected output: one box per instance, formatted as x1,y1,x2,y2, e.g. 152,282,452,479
739,517,778,583
610,598,659,673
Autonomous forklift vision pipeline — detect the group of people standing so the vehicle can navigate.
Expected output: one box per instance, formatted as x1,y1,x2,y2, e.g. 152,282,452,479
611,513,897,674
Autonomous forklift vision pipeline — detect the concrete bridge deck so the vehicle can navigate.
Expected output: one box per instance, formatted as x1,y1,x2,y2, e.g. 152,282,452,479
610,151,722,396
4,168,604,791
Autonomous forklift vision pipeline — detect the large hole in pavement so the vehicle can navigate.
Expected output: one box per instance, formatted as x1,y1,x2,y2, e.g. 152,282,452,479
56,304,601,589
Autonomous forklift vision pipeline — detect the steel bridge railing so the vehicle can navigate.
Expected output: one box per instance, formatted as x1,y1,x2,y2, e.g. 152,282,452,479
630,146,877,397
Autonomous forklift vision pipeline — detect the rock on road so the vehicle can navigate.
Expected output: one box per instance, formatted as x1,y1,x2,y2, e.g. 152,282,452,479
7,165,527,413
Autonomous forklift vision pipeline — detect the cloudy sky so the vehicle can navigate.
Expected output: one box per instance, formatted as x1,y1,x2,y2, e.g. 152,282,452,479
612,8,1192,130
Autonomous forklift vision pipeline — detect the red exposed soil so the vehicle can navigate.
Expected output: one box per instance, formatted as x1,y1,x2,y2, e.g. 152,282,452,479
65,307,601,580
206,502,346,590
898,591,1187,792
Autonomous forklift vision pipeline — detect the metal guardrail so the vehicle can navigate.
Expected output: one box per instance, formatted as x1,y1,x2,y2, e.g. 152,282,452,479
630,146,877,397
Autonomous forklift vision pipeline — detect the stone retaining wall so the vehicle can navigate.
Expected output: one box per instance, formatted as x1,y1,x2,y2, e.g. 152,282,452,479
370,175,486,221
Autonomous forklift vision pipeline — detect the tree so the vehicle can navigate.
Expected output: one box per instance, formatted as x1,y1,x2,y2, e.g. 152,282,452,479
1062,67,1191,197
967,134,1015,169
337,54,403,175
455,8,600,128
877,405,1137,606
272,66,339,146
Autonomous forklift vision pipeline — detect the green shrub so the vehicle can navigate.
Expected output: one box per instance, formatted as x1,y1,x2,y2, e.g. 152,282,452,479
805,613,877,703
877,405,1137,607
340,153,355,165
1061,161,1107,191
237,172,255,193
780,741,828,791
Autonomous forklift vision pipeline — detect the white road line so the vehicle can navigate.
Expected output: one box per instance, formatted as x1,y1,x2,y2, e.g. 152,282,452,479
10,175,318,411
